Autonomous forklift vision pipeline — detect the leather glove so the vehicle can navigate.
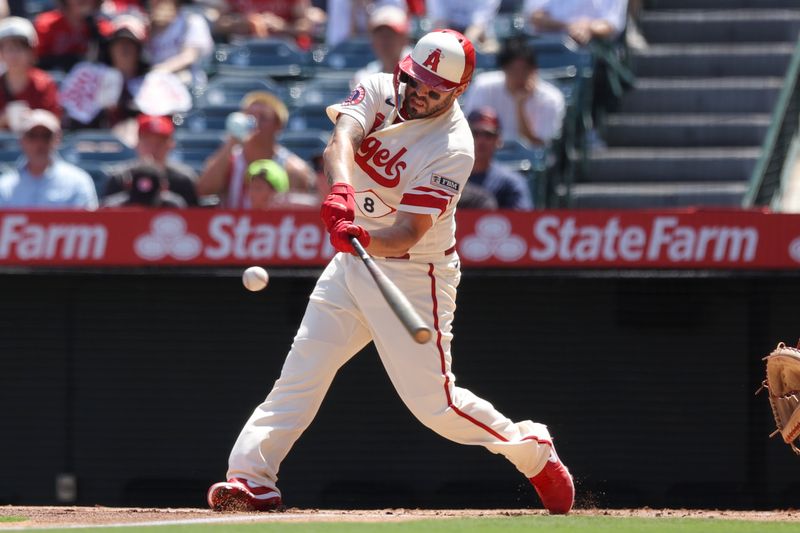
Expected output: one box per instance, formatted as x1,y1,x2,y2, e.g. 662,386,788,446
330,219,371,254
320,182,355,231
759,341,800,455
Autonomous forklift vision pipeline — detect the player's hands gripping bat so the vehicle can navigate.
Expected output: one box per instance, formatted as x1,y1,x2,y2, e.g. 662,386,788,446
329,220,370,253
320,182,355,231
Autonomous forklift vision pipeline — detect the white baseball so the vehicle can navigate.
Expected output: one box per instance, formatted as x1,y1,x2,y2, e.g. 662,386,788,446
242,266,269,291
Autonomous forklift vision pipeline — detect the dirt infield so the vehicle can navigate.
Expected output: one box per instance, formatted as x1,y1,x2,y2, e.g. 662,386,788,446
0,506,798,528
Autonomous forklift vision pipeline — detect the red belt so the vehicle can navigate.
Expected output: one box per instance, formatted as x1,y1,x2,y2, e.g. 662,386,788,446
386,245,456,261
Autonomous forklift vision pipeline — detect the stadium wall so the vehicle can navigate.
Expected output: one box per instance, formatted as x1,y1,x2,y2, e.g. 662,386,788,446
1,269,799,510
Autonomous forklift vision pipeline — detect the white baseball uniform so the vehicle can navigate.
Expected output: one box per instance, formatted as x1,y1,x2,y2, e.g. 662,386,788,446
226,73,554,495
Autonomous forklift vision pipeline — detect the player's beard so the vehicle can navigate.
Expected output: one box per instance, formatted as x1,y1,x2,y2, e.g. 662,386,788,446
402,89,457,120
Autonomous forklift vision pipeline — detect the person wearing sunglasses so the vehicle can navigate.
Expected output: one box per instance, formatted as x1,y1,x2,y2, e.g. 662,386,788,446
209,29,574,516
0,109,97,209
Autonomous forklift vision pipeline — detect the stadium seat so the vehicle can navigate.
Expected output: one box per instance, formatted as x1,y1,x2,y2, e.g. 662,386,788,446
0,148,22,164
495,140,547,174
174,104,240,131
81,162,113,197
542,71,579,105
528,35,593,72
498,0,524,13
171,131,225,169
278,130,330,163
195,76,286,107
25,0,57,17
495,140,549,206
316,38,376,71
0,131,19,149
286,103,334,132
213,39,311,80
59,131,136,164
526,36,596,205
296,74,354,106
410,16,433,41
0,131,22,165
493,13,525,41
475,51,498,72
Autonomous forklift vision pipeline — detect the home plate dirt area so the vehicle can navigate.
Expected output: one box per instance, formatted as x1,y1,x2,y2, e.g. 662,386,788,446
0,506,798,528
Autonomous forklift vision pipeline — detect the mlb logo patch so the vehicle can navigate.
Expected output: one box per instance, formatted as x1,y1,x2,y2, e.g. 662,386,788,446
431,174,460,193
343,85,366,106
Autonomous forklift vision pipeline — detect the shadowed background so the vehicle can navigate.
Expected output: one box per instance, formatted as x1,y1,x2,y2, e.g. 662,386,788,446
1,270,799,510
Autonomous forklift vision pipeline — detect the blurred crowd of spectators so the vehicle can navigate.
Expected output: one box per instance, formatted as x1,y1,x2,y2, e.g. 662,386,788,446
0,0,632,212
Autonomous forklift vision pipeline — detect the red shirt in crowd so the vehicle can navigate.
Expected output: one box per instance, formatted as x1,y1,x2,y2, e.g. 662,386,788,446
34,10,114,59
228,0,313,49
228,0,297,18
104,0,145,16
406,0,425,16
0,68,63,119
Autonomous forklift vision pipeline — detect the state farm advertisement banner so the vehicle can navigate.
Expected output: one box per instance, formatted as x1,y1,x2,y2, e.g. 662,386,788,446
1,209,800,269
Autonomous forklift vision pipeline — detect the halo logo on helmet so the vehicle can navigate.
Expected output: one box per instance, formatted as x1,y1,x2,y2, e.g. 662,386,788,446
393,29,476,120
422,49,443,72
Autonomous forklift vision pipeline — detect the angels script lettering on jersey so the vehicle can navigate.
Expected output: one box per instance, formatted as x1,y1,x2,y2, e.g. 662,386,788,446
355,136,408,188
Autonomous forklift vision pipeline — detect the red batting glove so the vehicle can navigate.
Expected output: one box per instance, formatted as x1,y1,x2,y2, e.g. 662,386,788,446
330,219,371,254
320,182,355,231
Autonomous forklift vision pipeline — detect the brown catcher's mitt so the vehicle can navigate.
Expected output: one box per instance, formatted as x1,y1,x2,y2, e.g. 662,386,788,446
760,342,800,454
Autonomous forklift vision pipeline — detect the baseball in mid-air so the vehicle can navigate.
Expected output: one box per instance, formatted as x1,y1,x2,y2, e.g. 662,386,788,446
242,266,269,291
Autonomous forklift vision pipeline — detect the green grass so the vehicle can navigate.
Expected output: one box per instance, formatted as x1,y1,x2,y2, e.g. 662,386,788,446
0,516,26,522
23,516,799,533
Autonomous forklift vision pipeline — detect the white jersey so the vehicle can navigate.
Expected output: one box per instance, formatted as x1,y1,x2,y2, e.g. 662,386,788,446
523,0,627,37
224,43,564,514
462,71,566,144
327,73,475,257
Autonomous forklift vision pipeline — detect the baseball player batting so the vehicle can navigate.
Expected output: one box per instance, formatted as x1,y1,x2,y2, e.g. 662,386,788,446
207,29,575,515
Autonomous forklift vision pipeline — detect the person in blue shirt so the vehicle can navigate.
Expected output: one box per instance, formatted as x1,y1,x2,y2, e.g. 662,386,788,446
0,109,97,209
466,108,534,210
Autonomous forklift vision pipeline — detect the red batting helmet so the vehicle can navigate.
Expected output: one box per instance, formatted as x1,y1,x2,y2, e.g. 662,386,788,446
398,29,476,92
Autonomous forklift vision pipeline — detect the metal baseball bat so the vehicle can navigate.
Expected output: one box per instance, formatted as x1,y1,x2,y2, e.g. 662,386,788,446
350,236,432,344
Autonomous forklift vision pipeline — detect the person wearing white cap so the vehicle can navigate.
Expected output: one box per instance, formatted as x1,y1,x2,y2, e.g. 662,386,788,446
0,109,98,209
350,4,412,89
0,17,62,129
208,29,575,516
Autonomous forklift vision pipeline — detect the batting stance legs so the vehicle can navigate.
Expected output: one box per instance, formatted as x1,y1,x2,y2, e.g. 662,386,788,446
213,253,567,511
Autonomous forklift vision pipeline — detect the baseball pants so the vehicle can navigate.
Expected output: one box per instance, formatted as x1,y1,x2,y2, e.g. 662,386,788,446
227,252,553,493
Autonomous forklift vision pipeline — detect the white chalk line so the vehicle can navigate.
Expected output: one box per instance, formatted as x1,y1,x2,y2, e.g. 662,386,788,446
0,512,361,531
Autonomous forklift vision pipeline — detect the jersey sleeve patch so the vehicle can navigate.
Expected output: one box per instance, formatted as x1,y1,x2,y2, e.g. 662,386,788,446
430,174,461,193
342,84,366,106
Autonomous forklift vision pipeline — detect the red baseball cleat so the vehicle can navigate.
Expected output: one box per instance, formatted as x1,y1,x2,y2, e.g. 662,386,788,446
207,477,283,512
529,448,575,514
